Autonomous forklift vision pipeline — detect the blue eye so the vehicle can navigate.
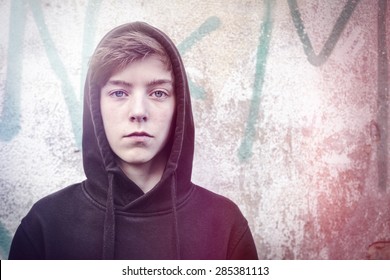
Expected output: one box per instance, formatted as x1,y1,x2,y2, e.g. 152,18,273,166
111,91,126,98
153,91,166,98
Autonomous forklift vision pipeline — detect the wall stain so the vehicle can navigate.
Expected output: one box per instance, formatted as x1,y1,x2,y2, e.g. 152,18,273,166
289,0,388,189
377,0,388,190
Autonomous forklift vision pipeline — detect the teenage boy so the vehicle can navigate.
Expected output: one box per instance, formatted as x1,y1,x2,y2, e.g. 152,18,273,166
9,22,258,259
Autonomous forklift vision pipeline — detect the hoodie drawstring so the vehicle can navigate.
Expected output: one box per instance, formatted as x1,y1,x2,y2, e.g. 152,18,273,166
103,172,180,260
103,172,116,259
170,171,181,259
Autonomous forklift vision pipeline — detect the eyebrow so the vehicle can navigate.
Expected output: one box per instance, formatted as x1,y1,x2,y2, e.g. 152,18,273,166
106,79,173,88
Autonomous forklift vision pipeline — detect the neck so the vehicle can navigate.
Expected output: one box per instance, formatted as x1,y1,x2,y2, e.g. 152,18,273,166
118,151,168,193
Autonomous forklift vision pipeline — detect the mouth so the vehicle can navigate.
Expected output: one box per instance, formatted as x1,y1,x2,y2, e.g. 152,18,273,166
125,132,153,138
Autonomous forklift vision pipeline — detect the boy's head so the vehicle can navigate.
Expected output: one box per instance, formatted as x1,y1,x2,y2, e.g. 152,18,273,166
89,29,176,182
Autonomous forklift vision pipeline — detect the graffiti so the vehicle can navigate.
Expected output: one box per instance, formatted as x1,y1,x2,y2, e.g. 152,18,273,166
0,0,26,142
288,0,361,66
177,16,221,99
0,221,11,259
177,16,221,55
239,0,362,161
238,0,274,161
0,0,82,146
80,0,104,100
29,0,83,147
239,0,388,171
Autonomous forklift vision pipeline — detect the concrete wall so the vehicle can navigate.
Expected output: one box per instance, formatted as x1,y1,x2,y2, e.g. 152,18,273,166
0,0,389,259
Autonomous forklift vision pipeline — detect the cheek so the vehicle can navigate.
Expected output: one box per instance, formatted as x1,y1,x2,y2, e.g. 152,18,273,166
153,100,175,119
100,98,109,122
162,105,175,128
100,106,112,129
100,103,120,139
101,100,124,123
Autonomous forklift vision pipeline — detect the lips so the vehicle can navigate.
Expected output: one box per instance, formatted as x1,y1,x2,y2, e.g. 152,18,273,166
125,132,153,138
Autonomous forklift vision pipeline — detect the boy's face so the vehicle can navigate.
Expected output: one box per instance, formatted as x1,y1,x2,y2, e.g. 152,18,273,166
100,56,175,169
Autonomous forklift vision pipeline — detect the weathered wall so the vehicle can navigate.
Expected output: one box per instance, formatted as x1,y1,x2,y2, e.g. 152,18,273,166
0,0,389,259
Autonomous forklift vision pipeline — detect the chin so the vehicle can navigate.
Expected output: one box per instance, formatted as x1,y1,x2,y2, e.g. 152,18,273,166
122,157,153,166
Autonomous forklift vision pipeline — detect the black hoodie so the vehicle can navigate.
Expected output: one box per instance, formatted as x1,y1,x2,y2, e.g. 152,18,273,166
8,22,258,260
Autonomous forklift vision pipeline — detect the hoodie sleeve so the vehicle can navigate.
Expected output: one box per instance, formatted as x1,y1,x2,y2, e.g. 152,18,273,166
228,224,258,260
8,223,44,260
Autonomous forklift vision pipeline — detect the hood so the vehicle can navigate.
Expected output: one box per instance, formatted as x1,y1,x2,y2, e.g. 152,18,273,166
81,22,195,258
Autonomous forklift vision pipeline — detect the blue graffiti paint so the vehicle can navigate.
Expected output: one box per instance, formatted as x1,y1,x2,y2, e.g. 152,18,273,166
237,0,362,161
377,0,388,190
0,0,83,146
0,0,27,260
178,16,221,54
238,0,273,161
288,0,361,66
177,16,221,99
28,0,82,147
0,221,12,259
188,79,206,100
80,0,103,100
0,0,27,141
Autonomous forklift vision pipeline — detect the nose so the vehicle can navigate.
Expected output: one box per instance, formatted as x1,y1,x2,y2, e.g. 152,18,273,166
129,91,148,122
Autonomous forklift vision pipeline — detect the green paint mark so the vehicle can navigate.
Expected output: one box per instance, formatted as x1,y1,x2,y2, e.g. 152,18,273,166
288,0,361,66
0,222,12,259
29,0,82,147
80,0,103,100
177,16,221,54
0,0,27,141
188,79,205,100
178,16,221,99
238,0,273,161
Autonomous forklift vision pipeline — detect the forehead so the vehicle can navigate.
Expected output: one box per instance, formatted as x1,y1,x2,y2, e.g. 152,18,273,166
108,55,174,85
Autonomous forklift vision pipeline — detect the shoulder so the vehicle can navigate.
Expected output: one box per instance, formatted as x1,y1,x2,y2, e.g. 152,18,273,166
192,185,242,209
22,182,85,225
189,184,248,223
188,185,258,259
31,183,84,211
9,183,85,259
